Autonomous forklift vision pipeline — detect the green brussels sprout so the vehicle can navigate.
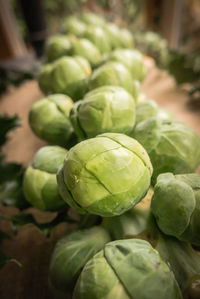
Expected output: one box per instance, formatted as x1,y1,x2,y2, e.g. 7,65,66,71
107,49,147,81
135,99,174,124
83,26,112,54
39,56,91,100
89,62,140,100
29,94,75,147
104,205,200,298
23,146,67,211
45,35,72,62
80,12,105,26
49,226,111,297
134,31,169,68
103,23,122,49
70,86,136,139
71,38,102,67
61,16,87,36
120,28,134,48
151,173,200,246
38,63,53,94
57,133,152,217
132,118,200,184
73,239,182,299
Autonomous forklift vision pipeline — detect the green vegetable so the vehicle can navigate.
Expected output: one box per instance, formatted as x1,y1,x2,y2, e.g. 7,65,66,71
103,23,122,50
38,63,53,94
89,62,140,100
38,56,91,101
73,239,181,299
70,86,136,139
71,38,102,68
49,226,110,296
134,31,169,68
57,133,152,217
107,49,147,81
151,173,200,246
80,12,105,27
23,146,67,211
120,28,134,48
29,94,75,147
45,35,72,62
84,26,112,54
132,118,200,184
61,16,87,36
104,205,200,298
135,99,174,125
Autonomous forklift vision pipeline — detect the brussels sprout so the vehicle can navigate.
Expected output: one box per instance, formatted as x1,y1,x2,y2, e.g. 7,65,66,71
73,239,181,299
23,146,67,211
39,56,91,101
103,23,122,50
89,62,140,100
49,226,110,297
134,31,169,68
70,86,136,139
71,38,102,68
61,16,87,36
135,99,174,124
151,173,200,246
84,26,112,54
57,133,152,217
29,94,75,147
104,205,200,298
45,35,72,62
80,12,105,26
132,118,200,183
107,49,147,81
120,28,134,48
38,63,53,94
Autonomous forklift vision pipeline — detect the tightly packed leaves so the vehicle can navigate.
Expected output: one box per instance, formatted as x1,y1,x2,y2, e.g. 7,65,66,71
151,173,200,246
70,86,136,139
23,146,67,211
49,226,111,296
57,133,152,217
29,94,74,147
73,239,182,299
132,118,200,184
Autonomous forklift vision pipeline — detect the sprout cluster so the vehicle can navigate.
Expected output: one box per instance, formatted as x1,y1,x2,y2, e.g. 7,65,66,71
19,11,200,299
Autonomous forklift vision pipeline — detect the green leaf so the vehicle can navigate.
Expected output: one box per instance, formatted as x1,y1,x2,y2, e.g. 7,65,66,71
168,50,200,84
0,251,12,268
0,153,23,184
0,230,10,244
0,175,30,210
9,209,75,237
0,115,20,147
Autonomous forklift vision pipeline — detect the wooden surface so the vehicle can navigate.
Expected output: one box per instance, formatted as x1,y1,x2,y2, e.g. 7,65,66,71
0,61,200,298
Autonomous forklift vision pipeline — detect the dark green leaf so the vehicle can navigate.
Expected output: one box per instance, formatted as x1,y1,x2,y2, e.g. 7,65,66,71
0,115,20,147
168,50,200,84
0,230,10,244
9,209,75,237
0,251,12,268
0,153,23,184
0,175,30,210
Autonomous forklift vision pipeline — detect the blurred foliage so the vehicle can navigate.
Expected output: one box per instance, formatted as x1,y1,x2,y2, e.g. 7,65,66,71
0,115,29,210
0,68,34,96
134,31,169,68
168,50,200,85
0,115,20,147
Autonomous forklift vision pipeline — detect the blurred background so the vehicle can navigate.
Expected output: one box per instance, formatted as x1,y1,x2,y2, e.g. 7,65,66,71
0,0,200,94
